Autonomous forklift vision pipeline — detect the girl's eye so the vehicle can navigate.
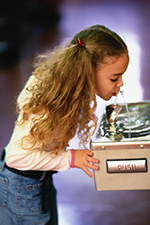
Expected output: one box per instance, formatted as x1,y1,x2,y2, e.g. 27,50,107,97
111,78,118,82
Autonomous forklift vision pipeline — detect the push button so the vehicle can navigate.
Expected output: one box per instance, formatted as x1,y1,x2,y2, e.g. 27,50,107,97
107,158,147,173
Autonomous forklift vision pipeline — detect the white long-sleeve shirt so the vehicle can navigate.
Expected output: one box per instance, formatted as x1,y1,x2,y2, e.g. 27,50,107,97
5,75,71,171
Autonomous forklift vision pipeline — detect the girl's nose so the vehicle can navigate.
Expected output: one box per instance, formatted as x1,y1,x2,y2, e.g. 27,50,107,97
117,76,124,87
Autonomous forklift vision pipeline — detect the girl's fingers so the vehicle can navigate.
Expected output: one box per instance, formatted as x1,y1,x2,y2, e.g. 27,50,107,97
82,166,94,178
86,150,94,156
86,154,99,171
87,155,99,164
82,162,99,178
85,160,99,171
74,149,100,177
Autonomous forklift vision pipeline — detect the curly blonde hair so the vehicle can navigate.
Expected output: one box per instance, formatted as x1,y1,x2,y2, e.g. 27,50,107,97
17,25,128,153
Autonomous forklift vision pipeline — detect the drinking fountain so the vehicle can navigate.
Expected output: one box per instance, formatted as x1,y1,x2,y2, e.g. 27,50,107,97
90,100,150,191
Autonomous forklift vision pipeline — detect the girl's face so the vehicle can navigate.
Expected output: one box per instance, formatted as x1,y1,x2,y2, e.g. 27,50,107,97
95,54,129,100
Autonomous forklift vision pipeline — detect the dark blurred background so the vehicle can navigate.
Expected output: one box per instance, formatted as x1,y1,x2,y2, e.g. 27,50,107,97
0,0,150,224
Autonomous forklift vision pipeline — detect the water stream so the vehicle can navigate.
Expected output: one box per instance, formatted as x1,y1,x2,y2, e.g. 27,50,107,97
118,90,131,138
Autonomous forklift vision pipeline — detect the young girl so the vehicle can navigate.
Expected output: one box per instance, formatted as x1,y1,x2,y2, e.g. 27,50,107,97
0,25,129,224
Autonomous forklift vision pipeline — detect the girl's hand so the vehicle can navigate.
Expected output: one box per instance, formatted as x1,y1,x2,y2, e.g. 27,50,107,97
74,149,99,178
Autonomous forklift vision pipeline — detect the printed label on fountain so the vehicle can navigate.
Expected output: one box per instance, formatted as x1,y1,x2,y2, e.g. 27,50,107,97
106,158,147,173
96,101,150,142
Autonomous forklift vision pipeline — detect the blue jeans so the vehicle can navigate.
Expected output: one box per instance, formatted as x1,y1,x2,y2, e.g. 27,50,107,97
0,149,58,225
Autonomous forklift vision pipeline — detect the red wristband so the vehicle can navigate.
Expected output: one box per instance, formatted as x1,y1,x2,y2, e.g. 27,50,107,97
70,149,75,168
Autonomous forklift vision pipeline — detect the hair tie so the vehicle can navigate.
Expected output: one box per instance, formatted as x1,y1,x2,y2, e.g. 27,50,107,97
77,38,85,47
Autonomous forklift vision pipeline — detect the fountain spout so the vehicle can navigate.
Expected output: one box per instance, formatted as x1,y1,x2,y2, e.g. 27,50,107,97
106,104,123,141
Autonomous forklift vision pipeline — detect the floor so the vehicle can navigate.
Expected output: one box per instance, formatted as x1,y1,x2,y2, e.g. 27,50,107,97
0,0,150,224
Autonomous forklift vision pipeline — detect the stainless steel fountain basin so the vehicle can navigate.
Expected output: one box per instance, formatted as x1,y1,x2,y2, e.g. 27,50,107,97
91,101,150,191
